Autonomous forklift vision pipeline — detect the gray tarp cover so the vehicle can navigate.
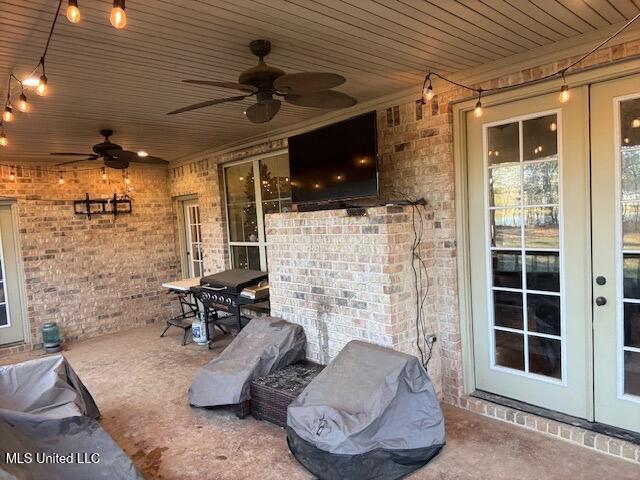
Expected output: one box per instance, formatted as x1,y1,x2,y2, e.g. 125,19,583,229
0,355,142,480
287,341,445,480
189,316,306,407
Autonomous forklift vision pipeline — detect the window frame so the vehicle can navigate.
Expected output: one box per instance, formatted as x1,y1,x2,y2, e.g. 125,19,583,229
222,149,289,272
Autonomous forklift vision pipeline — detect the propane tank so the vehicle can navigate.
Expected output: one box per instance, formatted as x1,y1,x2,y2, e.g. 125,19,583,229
192,312,210,346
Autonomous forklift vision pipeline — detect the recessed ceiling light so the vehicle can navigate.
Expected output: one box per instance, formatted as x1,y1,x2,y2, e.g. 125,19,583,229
23,77,39,87
137,151,148,157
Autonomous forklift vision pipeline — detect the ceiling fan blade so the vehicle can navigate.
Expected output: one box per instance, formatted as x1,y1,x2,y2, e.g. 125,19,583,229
50,152,95,156
55,157,98,166
167,95,249,115
245,100,281,124
182,80,257,93
129,155,169,165
274,72,345,94
284,90,357,108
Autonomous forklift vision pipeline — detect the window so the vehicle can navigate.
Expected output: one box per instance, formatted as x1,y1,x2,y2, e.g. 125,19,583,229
223,151,291,271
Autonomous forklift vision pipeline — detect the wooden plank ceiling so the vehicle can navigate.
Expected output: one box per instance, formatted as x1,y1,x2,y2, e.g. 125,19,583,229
0,0,639,163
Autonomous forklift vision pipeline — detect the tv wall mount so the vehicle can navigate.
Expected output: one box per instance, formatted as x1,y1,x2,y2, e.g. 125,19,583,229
74,193,132,219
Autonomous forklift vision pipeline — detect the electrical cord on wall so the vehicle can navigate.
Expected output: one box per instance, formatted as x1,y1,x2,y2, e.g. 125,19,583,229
389,191,432,371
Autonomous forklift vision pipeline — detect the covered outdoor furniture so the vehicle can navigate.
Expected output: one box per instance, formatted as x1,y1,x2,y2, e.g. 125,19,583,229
0,355,142,480
287,340,445,480
188,316,305,411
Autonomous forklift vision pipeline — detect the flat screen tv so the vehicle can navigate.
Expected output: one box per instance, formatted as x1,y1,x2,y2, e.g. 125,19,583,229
288,111,378,205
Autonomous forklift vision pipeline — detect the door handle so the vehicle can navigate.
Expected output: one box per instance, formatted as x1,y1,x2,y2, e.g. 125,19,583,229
595,296,607,306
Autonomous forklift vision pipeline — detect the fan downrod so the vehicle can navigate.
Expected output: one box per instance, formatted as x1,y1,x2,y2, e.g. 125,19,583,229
249,40,271,60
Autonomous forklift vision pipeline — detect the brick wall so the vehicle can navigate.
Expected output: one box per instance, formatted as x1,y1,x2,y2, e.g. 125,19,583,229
0,165,180,351
267,206,425,369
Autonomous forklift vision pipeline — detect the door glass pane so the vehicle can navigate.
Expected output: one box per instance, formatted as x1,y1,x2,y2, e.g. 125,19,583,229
623,254,640,298
492,251,522,288
524,207,559,248
527,293,561,336
0,304,6,327
526,252,560,292
493,290,523,329
623,303,640,348
528,336,561,379
523,114,558,162
489,165,520,207
486,112,562,381
487,122,519,165
491,209,521,248
495,331,525,371
623,351,640,396
622,203,640,250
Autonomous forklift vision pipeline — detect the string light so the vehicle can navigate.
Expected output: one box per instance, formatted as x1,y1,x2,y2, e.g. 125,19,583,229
66,0,80,23
124,170,130,185
421,73,434,104
9,168,15,181
632,118,640,128
18,93,29,113
101,167,107,181
550,122,557,132
0,129,7,147
473,89,483,118
37,74,48,97
58,172,64,184
2,107,13,123
110,0,127,29
420,13,640,113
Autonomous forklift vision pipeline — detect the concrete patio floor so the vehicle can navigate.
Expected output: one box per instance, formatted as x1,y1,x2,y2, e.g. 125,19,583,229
2,324,638,480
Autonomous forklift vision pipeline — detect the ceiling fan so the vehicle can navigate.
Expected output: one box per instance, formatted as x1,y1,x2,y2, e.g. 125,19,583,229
50,129,169,169
167,39,357,123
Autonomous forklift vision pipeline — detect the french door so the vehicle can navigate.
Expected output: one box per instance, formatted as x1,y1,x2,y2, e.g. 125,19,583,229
468,74,640,432
183,200,204,278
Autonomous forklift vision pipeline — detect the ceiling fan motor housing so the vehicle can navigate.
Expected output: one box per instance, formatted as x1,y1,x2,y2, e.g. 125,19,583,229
239,39,285,92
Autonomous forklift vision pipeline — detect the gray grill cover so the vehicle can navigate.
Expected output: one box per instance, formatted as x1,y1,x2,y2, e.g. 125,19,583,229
189,316,306,407
0,355,142,480
287,341,445,480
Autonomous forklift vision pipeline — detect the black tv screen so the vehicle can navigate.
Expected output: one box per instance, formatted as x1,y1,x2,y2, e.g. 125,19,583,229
288,111,378,205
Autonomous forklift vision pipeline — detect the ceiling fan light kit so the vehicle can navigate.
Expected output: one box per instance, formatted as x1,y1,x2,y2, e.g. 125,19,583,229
168,39,358,123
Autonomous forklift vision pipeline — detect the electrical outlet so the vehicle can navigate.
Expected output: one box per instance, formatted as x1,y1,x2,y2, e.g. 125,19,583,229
426,334,437,345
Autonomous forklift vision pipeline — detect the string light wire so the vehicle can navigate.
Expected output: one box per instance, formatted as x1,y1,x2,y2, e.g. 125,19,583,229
423,12,640,99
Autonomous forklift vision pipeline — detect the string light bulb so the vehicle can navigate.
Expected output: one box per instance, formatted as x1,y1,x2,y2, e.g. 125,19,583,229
124,170,130,185
632,118,640,129
58,172,64,184
2,106,13,123
0,131,7,147
66,0,80,23
18,93,29,113
474,90,483,118
37,75,48,96
550,122,557,132
559,73,570,103
421,73,434,104
110,0,127,29
101,167,107,181
9,168,15,181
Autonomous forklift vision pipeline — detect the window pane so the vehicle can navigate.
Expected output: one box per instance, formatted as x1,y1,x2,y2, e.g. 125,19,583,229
524,207,559,248
227,203,258,243
620,97,640,149
528,336,561,379
622,150,640,202
623,254,640,298
0,286,5,304
487,122,519,165
523,114,558,162
259,154,291,201
231,246,260,271
0,305,6,327
225,163,256,203
624,302,640,348
526,252,560,292
622,203,640,250
523,161,558,205
494,290,523,329
489,165,520,207
491,209,521,248
527,293,561,336
495,330,524,371
624,350,640,397
492,251,522,288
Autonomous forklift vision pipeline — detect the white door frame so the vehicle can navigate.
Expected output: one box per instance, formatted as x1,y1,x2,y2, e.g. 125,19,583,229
453,58,640,397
